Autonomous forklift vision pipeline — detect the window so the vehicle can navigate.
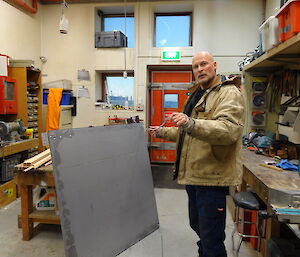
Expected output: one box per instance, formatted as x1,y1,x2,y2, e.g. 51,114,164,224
103,14,134,48
101,73,134,107
164,94,178,108
154,13,192,47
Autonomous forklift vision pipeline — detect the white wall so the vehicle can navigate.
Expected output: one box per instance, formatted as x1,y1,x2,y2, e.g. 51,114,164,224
1,0,264,128
40,0,264,128
0,0,42,67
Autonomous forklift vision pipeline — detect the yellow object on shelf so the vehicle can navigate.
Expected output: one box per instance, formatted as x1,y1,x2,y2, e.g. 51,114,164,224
24,129,33,139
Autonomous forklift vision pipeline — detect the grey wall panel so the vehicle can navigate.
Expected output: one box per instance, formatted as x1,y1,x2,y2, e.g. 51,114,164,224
48,124,159,257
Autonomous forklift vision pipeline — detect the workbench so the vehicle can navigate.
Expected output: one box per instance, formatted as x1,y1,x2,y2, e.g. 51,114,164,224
15,164,60,241
0,139,39,208
241,149,300,256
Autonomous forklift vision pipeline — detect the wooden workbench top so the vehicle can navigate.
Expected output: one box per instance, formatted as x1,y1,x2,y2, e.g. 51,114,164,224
241,149,300,191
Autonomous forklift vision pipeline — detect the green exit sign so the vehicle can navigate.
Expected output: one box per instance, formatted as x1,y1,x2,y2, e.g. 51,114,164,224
161,50,181,61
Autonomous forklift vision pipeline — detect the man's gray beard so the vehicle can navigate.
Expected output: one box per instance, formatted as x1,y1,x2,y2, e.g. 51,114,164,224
199,78,213,89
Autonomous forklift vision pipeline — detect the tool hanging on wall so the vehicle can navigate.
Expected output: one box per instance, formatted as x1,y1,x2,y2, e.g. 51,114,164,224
267,70,300,113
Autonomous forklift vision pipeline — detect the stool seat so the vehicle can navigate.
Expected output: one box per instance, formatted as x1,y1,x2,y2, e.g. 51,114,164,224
233,191,265,210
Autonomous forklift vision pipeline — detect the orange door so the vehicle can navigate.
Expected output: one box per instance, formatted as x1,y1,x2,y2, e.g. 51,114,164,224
149,71,192,163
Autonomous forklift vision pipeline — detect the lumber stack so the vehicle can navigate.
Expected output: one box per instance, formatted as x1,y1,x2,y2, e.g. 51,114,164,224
23,149,52,172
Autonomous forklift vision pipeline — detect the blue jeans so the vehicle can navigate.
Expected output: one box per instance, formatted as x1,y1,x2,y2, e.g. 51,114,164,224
186,185,229,257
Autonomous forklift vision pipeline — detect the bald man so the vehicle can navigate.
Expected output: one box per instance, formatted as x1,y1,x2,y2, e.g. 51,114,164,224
150,52,245,257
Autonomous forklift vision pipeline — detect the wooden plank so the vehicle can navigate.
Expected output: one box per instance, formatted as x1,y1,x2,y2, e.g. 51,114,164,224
29,210,60,224
32,155,51,169
23,149,50,166
15,164,53,173
44,160,52,166
23,166,34,172
0,180,17,208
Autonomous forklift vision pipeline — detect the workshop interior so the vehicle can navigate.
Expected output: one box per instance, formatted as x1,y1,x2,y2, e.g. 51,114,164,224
0,0,300,257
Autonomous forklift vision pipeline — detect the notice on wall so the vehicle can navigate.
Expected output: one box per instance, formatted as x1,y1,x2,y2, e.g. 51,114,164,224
0,55,8,77
76,85,90,98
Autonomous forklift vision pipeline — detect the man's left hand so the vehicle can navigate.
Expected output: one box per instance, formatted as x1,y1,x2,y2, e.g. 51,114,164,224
170,112,189,127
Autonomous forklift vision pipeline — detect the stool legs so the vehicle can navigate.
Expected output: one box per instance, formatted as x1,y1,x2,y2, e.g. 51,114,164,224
256,211,261,251
232,206,264,257
236,208,244,255
231,205,238,251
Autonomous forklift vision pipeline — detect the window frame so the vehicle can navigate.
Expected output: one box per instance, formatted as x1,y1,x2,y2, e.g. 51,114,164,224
154,12,193,47
101,72,135,104
101,13,135,48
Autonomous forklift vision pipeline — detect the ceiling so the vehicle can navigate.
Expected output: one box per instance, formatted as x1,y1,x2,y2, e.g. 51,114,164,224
39,0,181,4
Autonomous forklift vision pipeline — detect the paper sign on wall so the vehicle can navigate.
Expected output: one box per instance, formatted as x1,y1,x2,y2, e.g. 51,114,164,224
0,55,8,77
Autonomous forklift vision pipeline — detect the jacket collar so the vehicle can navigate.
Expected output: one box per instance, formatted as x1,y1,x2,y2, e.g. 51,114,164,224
188,75,241,109
189,75,221,109
189,75,221,94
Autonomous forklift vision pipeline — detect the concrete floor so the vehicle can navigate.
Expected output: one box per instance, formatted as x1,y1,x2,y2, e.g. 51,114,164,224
0,188,261,257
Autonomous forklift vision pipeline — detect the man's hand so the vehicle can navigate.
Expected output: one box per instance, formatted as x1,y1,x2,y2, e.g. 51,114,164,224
170,112,189,127
147,126,162,137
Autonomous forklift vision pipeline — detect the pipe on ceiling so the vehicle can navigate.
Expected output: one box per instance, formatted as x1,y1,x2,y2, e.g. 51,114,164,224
10,0,38,14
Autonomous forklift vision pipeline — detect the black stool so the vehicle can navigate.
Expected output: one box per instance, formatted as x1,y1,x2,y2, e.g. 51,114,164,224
231,191,266,256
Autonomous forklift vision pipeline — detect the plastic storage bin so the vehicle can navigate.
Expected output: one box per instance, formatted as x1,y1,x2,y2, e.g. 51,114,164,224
0,154,21,181
43,90,72,105
276,0,300,42
259,16,279,52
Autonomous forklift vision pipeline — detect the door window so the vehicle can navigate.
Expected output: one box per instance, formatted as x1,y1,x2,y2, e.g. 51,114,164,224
164,94,178,108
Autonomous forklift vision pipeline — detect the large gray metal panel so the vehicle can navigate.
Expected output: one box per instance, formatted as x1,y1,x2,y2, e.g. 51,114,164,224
48,124,159,257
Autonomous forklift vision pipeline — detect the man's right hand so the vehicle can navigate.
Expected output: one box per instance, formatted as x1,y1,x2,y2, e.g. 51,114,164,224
170,112,189,127
148,126,162,137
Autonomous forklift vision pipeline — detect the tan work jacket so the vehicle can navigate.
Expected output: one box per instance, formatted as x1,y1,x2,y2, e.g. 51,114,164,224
160,75,245,186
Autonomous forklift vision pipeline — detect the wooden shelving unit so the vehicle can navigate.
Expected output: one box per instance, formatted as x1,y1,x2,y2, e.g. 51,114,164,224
0,139,38,158
244,33,300,73
0,67,43,189
9,67,43,152
243,33,300,257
